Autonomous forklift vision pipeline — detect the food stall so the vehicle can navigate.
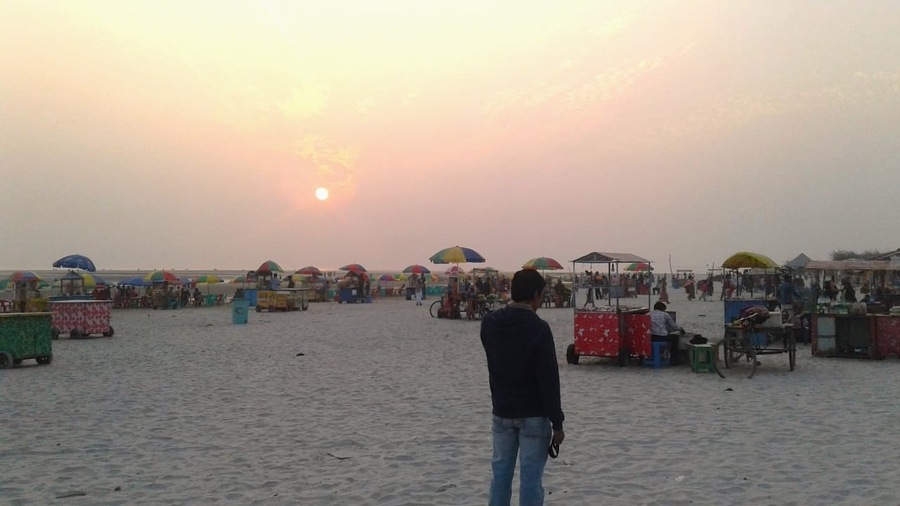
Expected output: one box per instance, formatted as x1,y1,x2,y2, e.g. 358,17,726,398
337,273,366,303
49,299,114,339
566,252,654,366
806,260,900,359
52,271,95,301
0,312,53,367
256,288,310,312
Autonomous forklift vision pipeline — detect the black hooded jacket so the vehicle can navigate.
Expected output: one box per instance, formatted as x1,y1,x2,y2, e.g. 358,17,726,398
480,304,564,431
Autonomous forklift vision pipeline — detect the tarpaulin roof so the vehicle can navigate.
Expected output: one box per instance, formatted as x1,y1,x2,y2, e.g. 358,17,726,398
805,260,900,272
571,252,651,264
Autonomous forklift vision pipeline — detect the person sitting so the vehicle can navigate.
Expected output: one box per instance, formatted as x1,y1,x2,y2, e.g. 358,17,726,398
650,302,685,365
193,287,203,306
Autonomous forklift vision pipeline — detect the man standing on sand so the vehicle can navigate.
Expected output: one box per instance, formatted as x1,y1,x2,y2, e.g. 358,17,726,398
481,269,565,506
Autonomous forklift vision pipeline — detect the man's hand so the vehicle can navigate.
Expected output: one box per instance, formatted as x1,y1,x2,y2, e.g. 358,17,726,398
552,430,565,445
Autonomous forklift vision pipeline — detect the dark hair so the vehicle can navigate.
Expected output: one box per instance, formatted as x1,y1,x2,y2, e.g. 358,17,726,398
511,269,546,302
654,301,666,311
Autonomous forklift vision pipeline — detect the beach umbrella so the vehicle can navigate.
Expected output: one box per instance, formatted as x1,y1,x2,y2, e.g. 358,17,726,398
378,273,405,282
340,264,367,274
624,262,653,272
7,271,43,283
721,252,779,270
429,245,485,264
143,270,181,284
256,260,284,274
195,274,224,284
295,266,322,277
0,271,44,290
229,275,250,285
402,264,431,274
522,257,564,271
52,254,96,272
117,276,148,287
195,274,224,293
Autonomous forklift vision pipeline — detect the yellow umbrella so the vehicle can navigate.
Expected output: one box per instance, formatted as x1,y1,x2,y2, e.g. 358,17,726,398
721,252,779,270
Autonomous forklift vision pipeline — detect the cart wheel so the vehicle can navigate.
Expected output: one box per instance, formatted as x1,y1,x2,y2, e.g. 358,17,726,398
36,353,52,365
103,326,115,337
746,347,758,379
51,327,60,340
429,300,442,318
301,299,309,311
0,351,12,369
13,358,23,365
788,334,796,371
722,340,731,369
256,305,263,313
70,328,83,339
566,344,579,365
712,341,726,378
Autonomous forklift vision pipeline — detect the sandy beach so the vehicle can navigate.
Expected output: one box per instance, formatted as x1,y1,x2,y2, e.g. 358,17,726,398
2,286,899,505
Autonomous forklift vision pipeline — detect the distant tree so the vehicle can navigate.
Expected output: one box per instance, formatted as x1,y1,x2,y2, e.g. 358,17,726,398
830,249,884,261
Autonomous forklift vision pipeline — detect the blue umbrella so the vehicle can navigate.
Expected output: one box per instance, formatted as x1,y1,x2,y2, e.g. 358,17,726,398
52,254,97,272
117,276,148,287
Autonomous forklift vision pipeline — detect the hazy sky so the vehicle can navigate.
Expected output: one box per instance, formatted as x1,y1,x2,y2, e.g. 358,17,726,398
2,1,898,273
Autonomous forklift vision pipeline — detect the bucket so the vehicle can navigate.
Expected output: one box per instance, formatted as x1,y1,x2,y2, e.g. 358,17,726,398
231,297,249,324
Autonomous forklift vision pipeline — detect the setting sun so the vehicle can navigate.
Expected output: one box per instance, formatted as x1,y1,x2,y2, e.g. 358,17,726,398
315,187,329,201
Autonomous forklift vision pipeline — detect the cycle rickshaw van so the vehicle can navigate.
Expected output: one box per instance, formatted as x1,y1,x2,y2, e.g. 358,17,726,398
566,252,655,366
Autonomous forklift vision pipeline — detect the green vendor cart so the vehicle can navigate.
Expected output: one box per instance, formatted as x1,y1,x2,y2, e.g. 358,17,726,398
0,312,54,367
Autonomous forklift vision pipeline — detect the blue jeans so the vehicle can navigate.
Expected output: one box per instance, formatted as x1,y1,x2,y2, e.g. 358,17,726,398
489,415,552,506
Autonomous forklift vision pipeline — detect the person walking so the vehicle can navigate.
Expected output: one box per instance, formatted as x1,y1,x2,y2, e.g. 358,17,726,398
658,277,669,304
481,269,565,506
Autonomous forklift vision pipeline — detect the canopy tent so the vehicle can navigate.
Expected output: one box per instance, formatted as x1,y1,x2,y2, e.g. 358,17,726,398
571,252,651,264
571,251,653,308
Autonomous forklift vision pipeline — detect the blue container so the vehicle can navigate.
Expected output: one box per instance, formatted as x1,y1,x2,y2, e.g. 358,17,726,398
243,288,258,306
231,297,249,324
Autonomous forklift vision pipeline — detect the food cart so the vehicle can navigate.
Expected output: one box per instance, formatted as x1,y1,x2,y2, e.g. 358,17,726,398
566,252,654,366
0,312,53,367
806,260,900,359
49,299,114,339
336,272,368,303
256,288,310,312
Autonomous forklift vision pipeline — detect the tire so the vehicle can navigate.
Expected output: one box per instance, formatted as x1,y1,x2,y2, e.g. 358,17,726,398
429,300,442,318
788,334,796,371
712,341,726,378
70,328,83,339
14,358,23,365
51,327,60,340
103,326,115,337
36,353,52,365
256,305,263,313
0,351,12,369
746,347,758,379
723,339,732,369
566,344,579,365
301,299,309,311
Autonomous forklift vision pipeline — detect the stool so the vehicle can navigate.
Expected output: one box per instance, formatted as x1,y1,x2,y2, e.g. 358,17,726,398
643,341,671,368
690,344,715,373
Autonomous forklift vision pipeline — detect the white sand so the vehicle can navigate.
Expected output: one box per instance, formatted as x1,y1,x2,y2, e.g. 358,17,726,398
2,287,899,505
